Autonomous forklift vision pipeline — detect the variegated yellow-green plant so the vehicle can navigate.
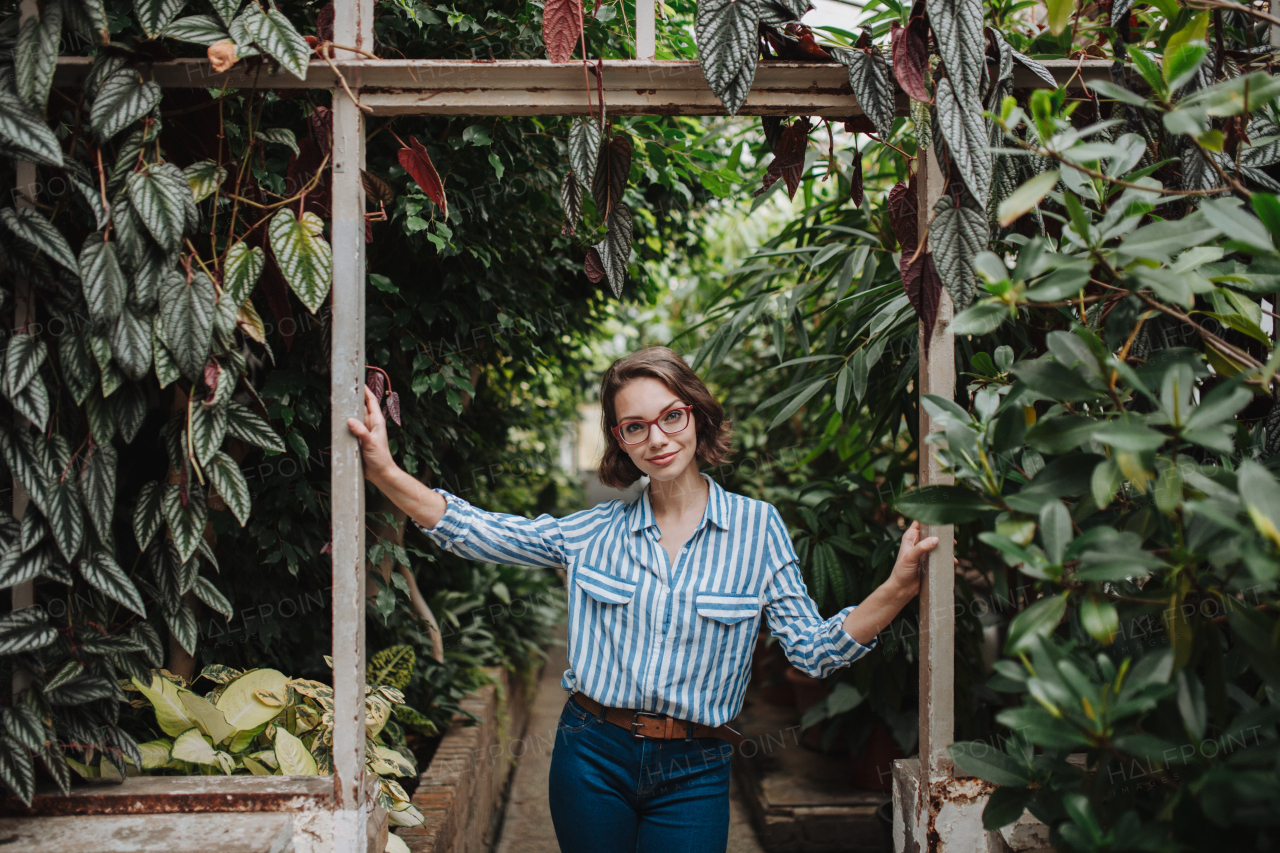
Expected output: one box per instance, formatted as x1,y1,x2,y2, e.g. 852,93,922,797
72,648,430,828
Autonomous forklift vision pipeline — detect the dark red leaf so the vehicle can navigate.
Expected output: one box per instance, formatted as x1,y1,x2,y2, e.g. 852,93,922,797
782,24,834,61
585,248,606,283
902,251,942,355
179,466,189,509
203,362,219,396
842,116,877,134
891,21,932,103
361,170,395,206
887,175,919,253
320,541,333,555
543,0,584,64
761,117,785,154
366,369,385,400
850,149,864,208
591,134,632,220
755,119,810,200
308,106,332,160
317,2,334,43
398,137,448,219
385,391,401,427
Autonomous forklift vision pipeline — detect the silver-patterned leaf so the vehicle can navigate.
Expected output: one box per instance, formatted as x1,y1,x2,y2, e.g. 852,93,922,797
132,481,165,551
926,0,986,104
58,334,95,406
758,0,812,25
112,382,146,444
832,47,895,138
194,575,233,618
158,270,215,381
164,601,198,656
210,0,240,26
695,0,761,117
62,0,110,46
10,377,49,430
223,241,264,305
931,195,988,311
133,0,186,38
89,68,161,144
78,232,127,325
269,208,332,314
129,247,170,313
249,6,311,81
161,482,206,563
5,334,47,400
255,127,299,156
183,160,227,203
935,77,992,207
190,402,227,468
80,444,117,549
987,28,1014,92
591,204,632,298
207,451,250,526
44,479,83,563
0,90,63,167
109,304,153,382
560,171,583,235
153,316,182,389
162,14,230,45
68,174,110,230
228,4,263,51
81,550,145,616
15,0,63,114
126,165,191,252
568,118,601,189
0,207,77,272
0,607,56,657
224,401,285,452
1012,50,1058,89
109,192,152,272
0,430,50,511
84,394,116,446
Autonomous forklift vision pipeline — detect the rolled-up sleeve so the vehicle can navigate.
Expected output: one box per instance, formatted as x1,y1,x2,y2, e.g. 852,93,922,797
411,489,567,569
759,507,876,678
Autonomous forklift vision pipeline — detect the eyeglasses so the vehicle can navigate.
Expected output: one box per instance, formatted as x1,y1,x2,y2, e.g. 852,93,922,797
611,406,694,446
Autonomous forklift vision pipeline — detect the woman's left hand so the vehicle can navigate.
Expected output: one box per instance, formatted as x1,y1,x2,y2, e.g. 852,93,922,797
886,521,941,598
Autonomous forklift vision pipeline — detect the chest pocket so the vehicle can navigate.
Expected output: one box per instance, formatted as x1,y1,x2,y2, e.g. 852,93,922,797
694,591,759,625
574,564,637,605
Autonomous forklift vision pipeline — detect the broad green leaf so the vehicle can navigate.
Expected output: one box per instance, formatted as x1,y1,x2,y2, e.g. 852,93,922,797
207,451,250,526
179,691,236,745
1079,596,1118,645
1163,41,1208,92
1005,592,1068,653
163,14,230,44
1090,456,1122,509
0,89,64,166
81,551,147,616
1239,461,1280,547
210,0,241,26
0,607,55,656
216,669,287,730
153,318,182,389
255,127,299,156
1045,0,1072,35
171,727,219,766
950,301,1009,336
127,165,191,252
695,0,760,116
368,645,416,690
249,7,312,80
89,68,161,144
897,485,991,524
164,601,199,656
568,118,601,188
183,160,227,203
44,478,83,562
137,740,174,770
983,787,1035,832
269,209,332,313
948,741,1031,786
158,270,215,381
1038,500,1071,564
274,728,318,775
1164,13,1208,59
133,674,197,737
161,483,206,563
998,170,1059,227
224,401,286,452
1091,420,1167,452
0,207,77,272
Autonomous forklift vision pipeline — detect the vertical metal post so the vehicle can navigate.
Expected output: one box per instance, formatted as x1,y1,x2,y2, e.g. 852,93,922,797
331,0,370,849
636,0,656,59
11,0,38,701
915,147,955,782
1272,0,1280,50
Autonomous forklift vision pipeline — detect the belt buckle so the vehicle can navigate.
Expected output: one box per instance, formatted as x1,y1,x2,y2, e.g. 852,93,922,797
630,710,666,738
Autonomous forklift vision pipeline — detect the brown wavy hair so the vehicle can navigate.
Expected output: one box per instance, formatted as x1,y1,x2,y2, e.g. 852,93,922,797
597,347,733,489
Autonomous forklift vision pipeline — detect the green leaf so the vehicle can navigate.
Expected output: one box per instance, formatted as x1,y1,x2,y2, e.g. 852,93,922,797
568,118,601,188
948,301,1008,335
161,483,207,563
0,89,64,166
998,170,1059,228
1045,0,1073,35
159,270,215,381
249,7,311,80
269,208,332,313
165,601,199,657
89,68,161,144
79,445,117,549
193,575,233,619
15,0,62,114
210,0,241,26
1005,592,1068,654
45,478,84,563
897,486,990,524
183,160,227,203
77,233,127,325
1092,420,1167,452
274,728,318,775
1038,500,1071,564
1200,197,1273,255
0,607,56,656
369,645,415,690
948,741,1031,786
224,402,286,452
207,451,250,526
931,195,988,309
162,13,230,44
110,304,153,383
1163,42,1208,92
127,165,191,252
189,403,227,468
1079,595,1118,645
255,127,299,156
0,207,77,273
695,0,760,116
133,0,186,37
81,551,146,616
4,334,46,401
1239,460,1280,547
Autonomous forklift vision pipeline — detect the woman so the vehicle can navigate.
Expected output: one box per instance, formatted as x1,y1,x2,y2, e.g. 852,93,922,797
347,346,938,853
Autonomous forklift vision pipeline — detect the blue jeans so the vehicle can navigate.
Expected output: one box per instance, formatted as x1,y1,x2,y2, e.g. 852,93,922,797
548,695,733,853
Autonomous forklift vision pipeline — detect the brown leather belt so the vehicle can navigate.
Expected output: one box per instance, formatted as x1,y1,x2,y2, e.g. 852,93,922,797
571,692,745,748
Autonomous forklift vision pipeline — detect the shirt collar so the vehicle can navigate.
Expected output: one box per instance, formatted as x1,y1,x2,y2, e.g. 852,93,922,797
626,473,730,533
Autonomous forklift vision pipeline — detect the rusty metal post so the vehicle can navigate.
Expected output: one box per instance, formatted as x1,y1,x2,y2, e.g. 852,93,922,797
330,0,371,849
636,0,656,59
11,0,38,701
915,145,955,783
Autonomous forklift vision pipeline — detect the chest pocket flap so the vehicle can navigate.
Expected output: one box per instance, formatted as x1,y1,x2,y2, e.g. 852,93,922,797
575,564,637,605
695,591,760,625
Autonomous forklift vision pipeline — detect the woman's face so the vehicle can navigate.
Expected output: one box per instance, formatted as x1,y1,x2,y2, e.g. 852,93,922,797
611,377,698,484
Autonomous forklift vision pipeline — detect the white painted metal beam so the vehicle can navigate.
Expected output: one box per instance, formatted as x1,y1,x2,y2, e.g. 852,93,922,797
636,0,657,60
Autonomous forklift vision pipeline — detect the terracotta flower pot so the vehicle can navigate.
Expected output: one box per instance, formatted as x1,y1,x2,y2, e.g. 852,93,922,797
848,722,905,792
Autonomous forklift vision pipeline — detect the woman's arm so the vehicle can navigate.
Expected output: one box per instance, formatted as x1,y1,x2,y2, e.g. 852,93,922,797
840,521,938,645
346,386,567,567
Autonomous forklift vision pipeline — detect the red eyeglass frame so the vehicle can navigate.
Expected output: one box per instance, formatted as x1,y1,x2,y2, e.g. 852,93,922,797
611,405,694,446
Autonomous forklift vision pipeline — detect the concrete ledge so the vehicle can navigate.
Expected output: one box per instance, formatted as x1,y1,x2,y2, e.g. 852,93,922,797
0,812,297,853
0,776,333,817
397,665,535,853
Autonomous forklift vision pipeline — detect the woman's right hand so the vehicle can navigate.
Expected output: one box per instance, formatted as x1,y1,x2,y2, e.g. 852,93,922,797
347,386,396,482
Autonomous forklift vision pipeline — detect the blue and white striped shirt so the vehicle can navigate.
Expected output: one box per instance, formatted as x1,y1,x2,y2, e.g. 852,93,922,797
413,473,875,727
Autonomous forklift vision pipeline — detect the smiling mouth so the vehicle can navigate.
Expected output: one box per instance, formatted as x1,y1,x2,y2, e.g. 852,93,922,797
647,451,678,464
